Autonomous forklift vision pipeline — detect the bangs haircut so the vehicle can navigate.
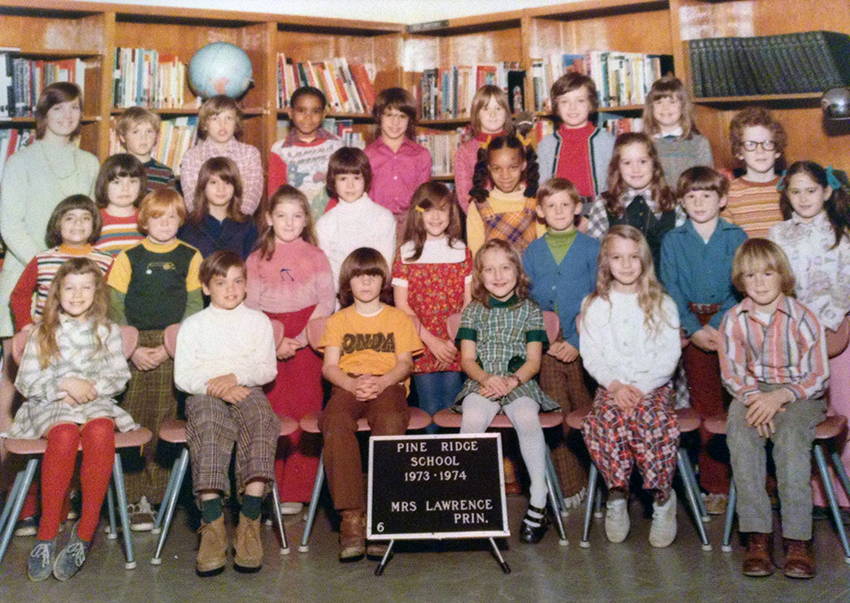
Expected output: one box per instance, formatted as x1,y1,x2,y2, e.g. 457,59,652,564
401,181,463,262
549,72,599,121
470,239,531,307
198,95,244,140
199,249,246,286
537,177,581,205
95,153,148,208
115,106,161,139
46,194,102,247
326,147,372,199
469,85,514,136
189,156,245,224
337,247,391,308
372,87,418,139
35,82,83,140
731,238,796,296
676,166,729,199
137,188,187,233
642,76,698,138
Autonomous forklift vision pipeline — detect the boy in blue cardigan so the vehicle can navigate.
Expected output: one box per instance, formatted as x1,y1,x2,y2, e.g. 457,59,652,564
523,177,600,507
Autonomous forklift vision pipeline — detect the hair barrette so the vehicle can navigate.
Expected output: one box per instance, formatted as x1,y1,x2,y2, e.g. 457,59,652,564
826,166,842,190
776,169,788,191
415,205,425,214
516,132,532,148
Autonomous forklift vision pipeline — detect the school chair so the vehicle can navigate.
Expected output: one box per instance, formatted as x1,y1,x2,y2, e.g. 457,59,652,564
0,325,152,570
565,405,712,550
429,311,569,545
149,320,299,565
297,316,432,552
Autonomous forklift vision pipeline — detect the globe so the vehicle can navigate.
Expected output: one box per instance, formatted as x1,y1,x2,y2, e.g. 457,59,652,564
823,87,850,120
188,42,253,100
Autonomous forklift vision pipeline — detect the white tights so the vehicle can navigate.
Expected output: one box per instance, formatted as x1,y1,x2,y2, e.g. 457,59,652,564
460,393,548,509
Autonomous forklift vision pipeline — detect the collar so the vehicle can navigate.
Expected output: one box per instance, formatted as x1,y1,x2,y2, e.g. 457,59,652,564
142,238,180,253
474,131,506,144
740,294,792,318
202,138,240,152
489,294,519,308
206,301,246,316
557,122,595,138
546,229,578,242
372,137,418,155
57,244,93,255
683,217,736,237
623,188,658,212
283,127,336,146
655,127,684,139
790,210,828,228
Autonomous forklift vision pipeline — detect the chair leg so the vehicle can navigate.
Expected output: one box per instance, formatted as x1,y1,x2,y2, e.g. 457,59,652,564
545,469,568,546
677,450,712,551
830,449,850,502
580,463,598,548
299,452,325,553
544,453,567,518
152,448,184,535
0,470,25,536
0,458,39,568
106,486,118,539
722,478,736,552
150,446,189,565
678,449,709,521
270,477,290,555
813,443,850,563
111,453,136,569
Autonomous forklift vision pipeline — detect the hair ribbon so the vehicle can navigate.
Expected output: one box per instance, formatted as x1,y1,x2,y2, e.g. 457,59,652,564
776,169,788,191
826,166,842,190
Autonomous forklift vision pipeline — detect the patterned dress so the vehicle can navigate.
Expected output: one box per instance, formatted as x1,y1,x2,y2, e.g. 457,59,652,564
7,316,136,439
454,296,559,411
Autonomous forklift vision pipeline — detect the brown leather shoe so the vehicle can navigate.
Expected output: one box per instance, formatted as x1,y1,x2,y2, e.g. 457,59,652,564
233,515,263,573
783,538,816,579
196,516,227,577
742,532,774,577
366,540,389,560
339,510,365,562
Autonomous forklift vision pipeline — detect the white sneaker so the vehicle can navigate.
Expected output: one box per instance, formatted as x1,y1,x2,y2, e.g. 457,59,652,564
649,490,677,548
604,498,630,543
129,496,155,532
280,502,304,516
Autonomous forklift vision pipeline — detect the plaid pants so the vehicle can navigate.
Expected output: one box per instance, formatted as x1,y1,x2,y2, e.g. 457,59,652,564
582,385,679,493
186,389,280,496
539,354,593,497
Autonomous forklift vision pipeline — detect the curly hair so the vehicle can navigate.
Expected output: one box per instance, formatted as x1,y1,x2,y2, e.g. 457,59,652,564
780,161,850,249
400,181,463,262
729,106,787,158
601,132,675,217
469,135,539,204
470,239,531,308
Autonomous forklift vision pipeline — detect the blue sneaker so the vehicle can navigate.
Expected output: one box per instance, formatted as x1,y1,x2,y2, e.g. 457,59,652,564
27,538,57,581
53,523,90,581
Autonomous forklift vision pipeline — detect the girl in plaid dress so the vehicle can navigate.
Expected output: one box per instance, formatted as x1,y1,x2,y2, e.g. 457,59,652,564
9,258,136,581
579,225,682,547
455,239,559,545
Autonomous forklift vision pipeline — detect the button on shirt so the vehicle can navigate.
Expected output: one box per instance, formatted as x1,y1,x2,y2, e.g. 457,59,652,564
364,138,432,215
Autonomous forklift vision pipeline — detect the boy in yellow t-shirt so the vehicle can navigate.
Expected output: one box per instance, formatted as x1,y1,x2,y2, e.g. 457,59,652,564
317,247,422,563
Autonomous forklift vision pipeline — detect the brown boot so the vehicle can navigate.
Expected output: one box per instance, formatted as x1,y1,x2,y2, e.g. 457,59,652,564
742,532,774,577
233,514,263,573
196,516,227,577
339,510,366,562
783,538,816,579
366,540,389,560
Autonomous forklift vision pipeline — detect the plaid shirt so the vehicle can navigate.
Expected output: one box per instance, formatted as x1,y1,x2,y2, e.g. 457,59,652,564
719,294,829,402
179,138,263,215
586,189,687,241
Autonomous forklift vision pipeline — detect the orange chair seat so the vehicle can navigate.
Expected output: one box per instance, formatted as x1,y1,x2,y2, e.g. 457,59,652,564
299,407,431,434
703,413,847,440
4,427,153,455
432,407,562,429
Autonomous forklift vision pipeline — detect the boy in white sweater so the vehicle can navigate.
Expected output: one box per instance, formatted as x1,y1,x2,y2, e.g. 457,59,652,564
174,250,280,577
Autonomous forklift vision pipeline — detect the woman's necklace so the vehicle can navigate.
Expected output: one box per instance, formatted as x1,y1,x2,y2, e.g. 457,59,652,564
39,141,80,198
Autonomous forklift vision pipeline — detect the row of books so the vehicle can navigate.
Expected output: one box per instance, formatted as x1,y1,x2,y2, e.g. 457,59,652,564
275,118,366,149
689,31,850,97
109,115,197,175
112,48,186,109
531,51,674,111
417,63,525,120
0,54,86,118
0,127,35,180
276,55,377,115
415,129,463,177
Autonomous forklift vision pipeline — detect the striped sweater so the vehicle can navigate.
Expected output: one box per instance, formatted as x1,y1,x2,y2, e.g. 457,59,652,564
721,176,783,239
10,244,113,331
95,209,145,257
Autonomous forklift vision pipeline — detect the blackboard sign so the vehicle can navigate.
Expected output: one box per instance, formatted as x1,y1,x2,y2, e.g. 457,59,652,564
367,434,509,540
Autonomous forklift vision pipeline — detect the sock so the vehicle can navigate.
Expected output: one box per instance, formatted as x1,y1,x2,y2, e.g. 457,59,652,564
241,495,263,521
202,497,223,524
37,424,80,540
78,419,116,542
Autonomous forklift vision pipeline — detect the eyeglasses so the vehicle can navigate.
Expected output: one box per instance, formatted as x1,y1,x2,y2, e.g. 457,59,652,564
742,140,777,151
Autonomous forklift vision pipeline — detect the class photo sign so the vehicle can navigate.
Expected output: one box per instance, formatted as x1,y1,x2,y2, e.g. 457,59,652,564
367,433,509,540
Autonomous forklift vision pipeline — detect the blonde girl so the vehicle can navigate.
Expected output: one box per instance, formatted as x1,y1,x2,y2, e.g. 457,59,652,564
454,85,515,212
245,184,334,514
9,258,135,581
579,225,681,547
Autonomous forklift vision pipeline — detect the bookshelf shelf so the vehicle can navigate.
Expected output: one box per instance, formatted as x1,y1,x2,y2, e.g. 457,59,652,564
111,107,264,116
0,115,100,124
694,93,823,105
431,174,454,181
5,49,101,59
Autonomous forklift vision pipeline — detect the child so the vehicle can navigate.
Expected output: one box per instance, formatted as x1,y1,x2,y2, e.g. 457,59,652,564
580,225,682,548
174,250,280,576
180,96,263,216
93,153,147,257
9,258,135,581
317,247,422,561
455,239,559,544
643,76,713,187
178,157,258,260
392,182,472,424
537,72,615,205
586,132,685,269
245,185,334,515
365,87,431,238
107,188,203,530
316,147,396,290
768,162,850,513
522,178,600,508
467,134,546,255
11,195,113,331
660,166,747,514
454,85,514,213
719,238,828,579
721,107,787,238
114,107,176,192
268,86,343,219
